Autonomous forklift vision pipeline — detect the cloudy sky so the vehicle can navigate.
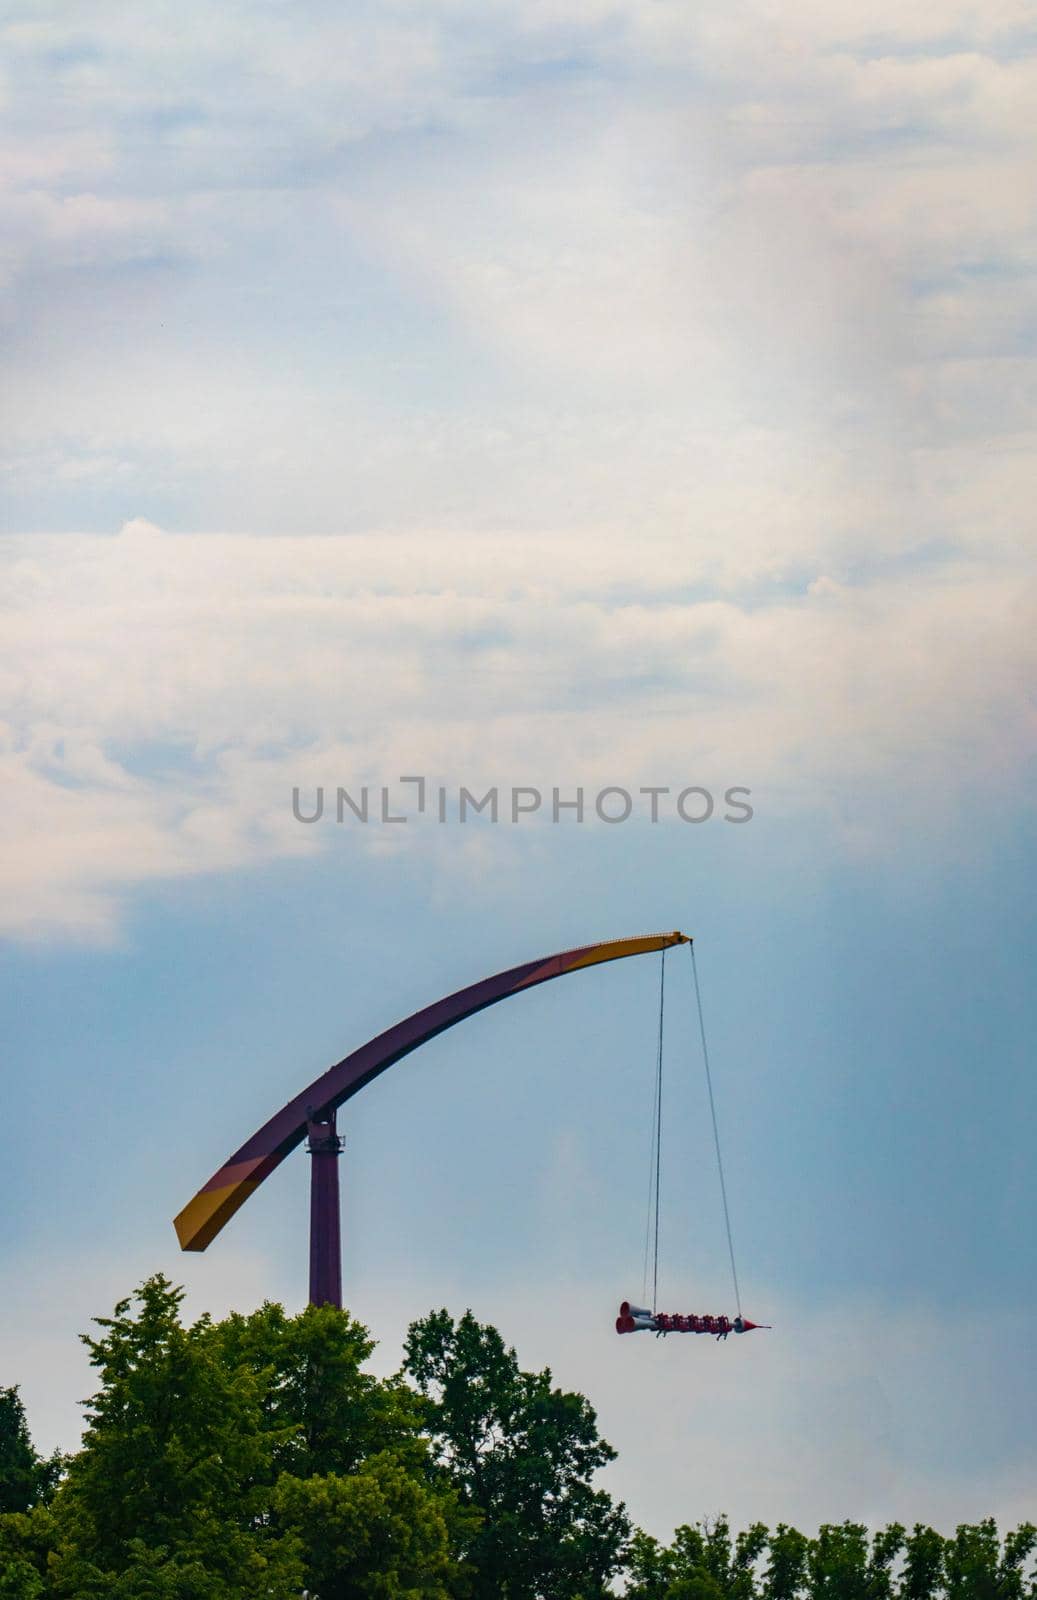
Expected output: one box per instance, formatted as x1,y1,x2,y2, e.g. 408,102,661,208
2,0,1035,1543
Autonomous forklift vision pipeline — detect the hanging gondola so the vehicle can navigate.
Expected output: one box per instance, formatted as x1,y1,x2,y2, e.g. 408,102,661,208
616,941,770,1343
616,1302,769,1338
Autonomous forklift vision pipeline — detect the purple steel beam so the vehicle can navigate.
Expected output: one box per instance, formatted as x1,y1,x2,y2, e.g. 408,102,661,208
174,932,691,1296
307,1111,343,1308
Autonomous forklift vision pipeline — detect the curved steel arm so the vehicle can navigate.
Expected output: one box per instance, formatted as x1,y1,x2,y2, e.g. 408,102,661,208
174,930,689,1251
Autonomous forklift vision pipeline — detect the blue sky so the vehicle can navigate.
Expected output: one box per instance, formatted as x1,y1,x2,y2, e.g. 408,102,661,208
1,0,1035,1542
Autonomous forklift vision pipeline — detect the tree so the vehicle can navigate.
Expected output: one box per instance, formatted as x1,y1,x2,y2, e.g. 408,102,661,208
672,1517,768,1600
763,1525,810,1600
212,1300,425,1481
0,1509,54,1600
626,1522,1037,1600
943,1521,1037,1600
48,1275,302,1598
403,1308,630,1600
624,1528,674,1600
274,1451,468,1600
8,1276,1037,1600
805,1523,905,1600
900,1527,945,1600
625,1517,767,1600
0,1390,60,1515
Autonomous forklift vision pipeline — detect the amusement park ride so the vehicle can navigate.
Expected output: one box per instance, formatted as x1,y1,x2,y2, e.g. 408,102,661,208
174,930,769,1341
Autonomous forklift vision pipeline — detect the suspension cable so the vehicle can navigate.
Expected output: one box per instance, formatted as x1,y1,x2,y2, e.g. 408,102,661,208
641,949,666,1309
690,942,742,1319
640,1029,659,1306
652,950,666,1313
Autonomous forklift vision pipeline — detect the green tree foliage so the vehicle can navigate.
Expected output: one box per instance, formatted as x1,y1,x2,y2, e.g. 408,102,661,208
2,1280,1036,1600
944,1521,1037,1600
0,1391,60,1516
208,1299,472,1593
805,1522,905,1600
764,1524,811,1600
45,1276,302,1598
0,1278,472,1600
625,1529,674,1600
403,1308,630,1600
900,1526,946,1600
274,1451,464,1599
625,1520,1037,1600
0,1510,55,1600
625,1517,767,1600
212,1300,424,1480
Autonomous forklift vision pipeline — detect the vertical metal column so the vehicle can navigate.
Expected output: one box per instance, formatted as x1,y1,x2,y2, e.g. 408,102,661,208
307,1109,344,1307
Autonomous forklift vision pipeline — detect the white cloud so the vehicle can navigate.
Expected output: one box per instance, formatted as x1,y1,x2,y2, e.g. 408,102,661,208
0,518,1033,940
0,2,1034,938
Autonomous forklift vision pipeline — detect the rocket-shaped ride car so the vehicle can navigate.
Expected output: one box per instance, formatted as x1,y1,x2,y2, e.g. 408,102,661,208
615,1301,770,1339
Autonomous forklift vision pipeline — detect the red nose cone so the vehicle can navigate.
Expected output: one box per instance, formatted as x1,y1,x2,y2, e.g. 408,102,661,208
741,1320,758,1331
